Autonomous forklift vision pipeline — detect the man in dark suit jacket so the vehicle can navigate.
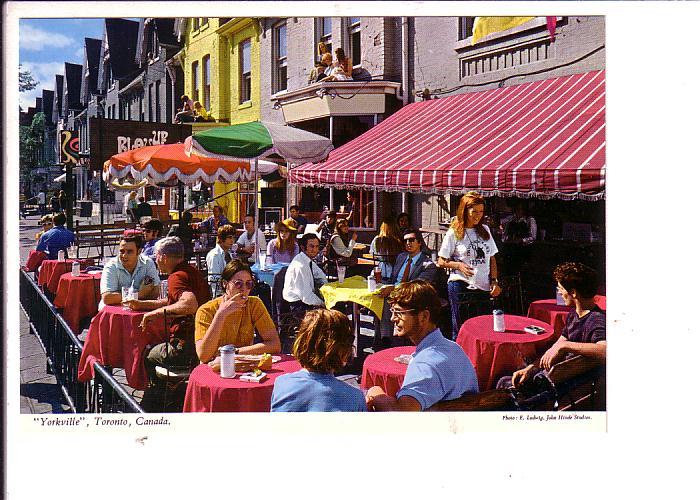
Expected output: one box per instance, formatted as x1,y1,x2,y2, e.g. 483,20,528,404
374,229,438,350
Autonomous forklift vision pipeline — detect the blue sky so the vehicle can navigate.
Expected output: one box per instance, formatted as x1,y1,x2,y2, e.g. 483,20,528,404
19,18,112,111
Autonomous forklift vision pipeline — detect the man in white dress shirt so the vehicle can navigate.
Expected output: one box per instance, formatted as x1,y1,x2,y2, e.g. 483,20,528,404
283,233,328,315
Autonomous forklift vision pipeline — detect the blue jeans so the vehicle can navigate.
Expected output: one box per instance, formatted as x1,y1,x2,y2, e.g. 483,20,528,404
447,281,492,341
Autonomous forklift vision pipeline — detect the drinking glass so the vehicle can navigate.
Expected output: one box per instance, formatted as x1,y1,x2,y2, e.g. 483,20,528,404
337,265,346,283
259,250,268,270
121,287,130,310
466,267,478,290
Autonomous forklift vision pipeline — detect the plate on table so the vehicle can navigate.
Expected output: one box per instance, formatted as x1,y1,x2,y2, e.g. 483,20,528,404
87,270,101,275
235,354,282,363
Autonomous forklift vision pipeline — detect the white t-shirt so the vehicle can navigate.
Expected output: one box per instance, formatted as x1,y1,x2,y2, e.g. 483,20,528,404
236,229,267,263
438,225,498,291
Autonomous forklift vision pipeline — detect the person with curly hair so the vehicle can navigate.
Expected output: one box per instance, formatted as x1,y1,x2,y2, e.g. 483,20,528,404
271,308,366,412
499,262,606,389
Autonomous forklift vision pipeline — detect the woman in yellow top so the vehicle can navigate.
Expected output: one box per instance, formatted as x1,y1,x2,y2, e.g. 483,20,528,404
193,101,212,122
195,259,281,366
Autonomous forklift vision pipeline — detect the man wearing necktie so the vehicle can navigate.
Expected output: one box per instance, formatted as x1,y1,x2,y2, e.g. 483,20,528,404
373,229,438,350
283,234,328,315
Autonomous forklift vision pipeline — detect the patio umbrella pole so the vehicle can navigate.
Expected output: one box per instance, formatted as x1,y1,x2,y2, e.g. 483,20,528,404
254,158,259,265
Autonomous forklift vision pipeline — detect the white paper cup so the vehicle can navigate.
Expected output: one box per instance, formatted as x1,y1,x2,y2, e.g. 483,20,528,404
337,266,346,283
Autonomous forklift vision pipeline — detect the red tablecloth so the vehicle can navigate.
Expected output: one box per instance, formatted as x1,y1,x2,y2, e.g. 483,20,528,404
24,250,47,272
183,355,302,412
527,295,606,335
77,305,168,390
37,258,95,294
456,315,557,391
360,346,415,399
53,271,101,333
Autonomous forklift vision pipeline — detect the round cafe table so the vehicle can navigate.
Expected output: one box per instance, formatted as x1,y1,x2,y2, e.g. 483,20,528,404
183,355,302,412
24,250,48,272
527,295,606,335
53,271,102,333
456,315,556,391
361,346,415,399
77,305,168,390
37,258,95,294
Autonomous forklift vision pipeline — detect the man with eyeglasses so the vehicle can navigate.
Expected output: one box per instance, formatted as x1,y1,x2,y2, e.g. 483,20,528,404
128,237,211,381
373,228,438,350
366,280,478,411
141,219,164,260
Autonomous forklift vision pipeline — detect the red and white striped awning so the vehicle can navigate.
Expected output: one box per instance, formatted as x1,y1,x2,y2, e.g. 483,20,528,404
290,70,605,200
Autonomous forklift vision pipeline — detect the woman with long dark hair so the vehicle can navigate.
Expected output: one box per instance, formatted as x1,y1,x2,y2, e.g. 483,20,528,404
369,216,404,278
327,217,358,275
438,191,501,339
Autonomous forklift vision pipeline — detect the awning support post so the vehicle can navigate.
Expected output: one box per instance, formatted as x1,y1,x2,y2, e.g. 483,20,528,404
254,158,260,264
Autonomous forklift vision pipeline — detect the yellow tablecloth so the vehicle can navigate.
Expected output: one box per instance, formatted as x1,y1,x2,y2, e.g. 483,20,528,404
320,275,385,319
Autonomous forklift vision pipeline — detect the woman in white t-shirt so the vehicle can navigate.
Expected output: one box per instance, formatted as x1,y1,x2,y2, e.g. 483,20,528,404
438,191,502,340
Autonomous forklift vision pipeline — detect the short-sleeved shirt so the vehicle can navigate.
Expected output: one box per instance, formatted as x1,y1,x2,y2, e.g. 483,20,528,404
100,254,161,295
396,328,478,410
168,262,210,307
562,305,606,345
271,370,367,412
142,238,159,260
236,229,266,263
438,225,498,291
194,295,274,348
36,226,75,260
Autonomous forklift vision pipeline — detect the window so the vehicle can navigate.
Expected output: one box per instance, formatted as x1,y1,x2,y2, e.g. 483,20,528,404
202,55,211,110
139,95,144,121
155,80,161,122
127,97,131,120
192,18,199,31
458,17,475,40
318,17,333,56
348,17,361,66
201,18,208,26
239,39,251,104
273,22,287,93
151,26,159,59
192,60,199,102
148,83,154,122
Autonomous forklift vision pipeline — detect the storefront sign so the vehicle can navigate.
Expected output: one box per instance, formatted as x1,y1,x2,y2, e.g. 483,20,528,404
89,117,191,171
59,130,80,164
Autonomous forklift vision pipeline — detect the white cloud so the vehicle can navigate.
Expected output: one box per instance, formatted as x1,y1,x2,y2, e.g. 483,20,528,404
20,25,74,51
19,61,65,112
74,46,85,60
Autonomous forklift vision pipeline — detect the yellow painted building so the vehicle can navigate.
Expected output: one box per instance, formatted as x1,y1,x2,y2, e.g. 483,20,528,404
179,17,262,222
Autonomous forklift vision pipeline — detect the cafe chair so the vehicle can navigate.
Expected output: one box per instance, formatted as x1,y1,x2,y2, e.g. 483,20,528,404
495,274,525,316
427,389,518,411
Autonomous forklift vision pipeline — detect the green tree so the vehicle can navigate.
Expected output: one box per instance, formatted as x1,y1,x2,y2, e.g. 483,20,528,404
19,64,39,92
19,112,46,190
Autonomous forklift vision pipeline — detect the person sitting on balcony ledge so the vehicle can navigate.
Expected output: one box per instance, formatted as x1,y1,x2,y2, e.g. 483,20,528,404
309,53,333,84
193,101,214,122
174,95,195,123
319,48,353,82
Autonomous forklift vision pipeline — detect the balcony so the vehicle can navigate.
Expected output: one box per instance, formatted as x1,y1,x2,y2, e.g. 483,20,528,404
271,80,401,124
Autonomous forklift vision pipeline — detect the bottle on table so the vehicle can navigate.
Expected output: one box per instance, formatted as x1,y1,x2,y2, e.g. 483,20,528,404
493,309,505,332
71,261,80,277
219,344,237,378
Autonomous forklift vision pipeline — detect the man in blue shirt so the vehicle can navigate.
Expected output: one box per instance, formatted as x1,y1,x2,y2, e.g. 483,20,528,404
141,219,164,260
198,205,229,233
36,212,75,260
374,229,437,350
366,280,478,411
99,233,161,309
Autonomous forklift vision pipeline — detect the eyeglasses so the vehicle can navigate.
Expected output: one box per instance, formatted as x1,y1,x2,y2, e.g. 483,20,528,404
232,280,255,290
404,237,417,243
389,307,417,319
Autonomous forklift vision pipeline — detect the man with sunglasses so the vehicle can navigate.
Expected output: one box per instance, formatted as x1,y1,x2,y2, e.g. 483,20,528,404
141,219,164,260
366,280,478,411
129,237,211,381
373,228,437,350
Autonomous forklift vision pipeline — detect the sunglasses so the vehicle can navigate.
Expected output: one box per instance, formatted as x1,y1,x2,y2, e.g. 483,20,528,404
231,280,255,290
404,237,417,243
